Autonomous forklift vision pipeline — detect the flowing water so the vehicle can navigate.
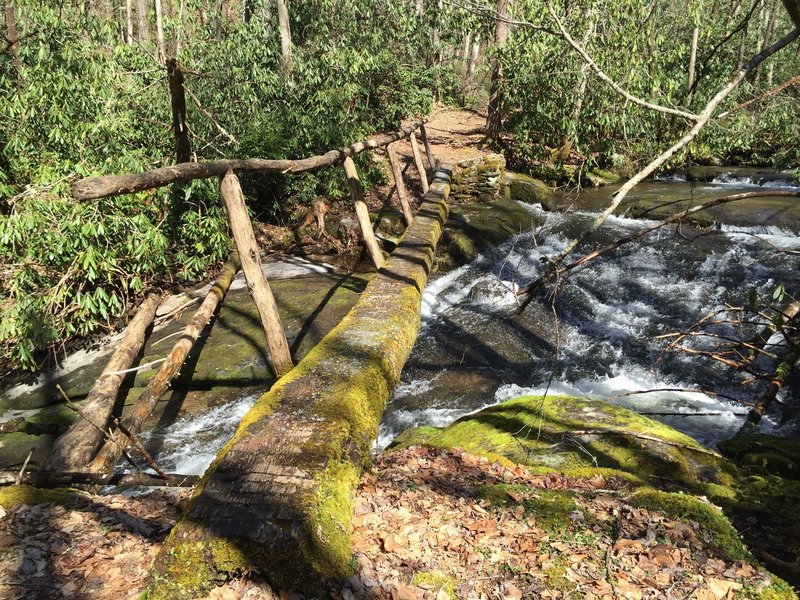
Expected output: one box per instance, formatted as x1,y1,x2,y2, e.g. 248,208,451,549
379,174,800,449
118,174,800,474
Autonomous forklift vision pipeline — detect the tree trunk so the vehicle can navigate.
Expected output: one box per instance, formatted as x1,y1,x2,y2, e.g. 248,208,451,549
47,293,162,472
276,0,291,70
167,59,192,164
88,256,242,474
461,31,472,64
136,0,149,44
219,171,294,376
688,25,699,91
486,0,510,141
154,0,165,63
468,33,480,77
386,143,414,225
4,1,22,80
125,0,133,44
561,10,596,159
343,157,385,270
409,131,429,193
175,0,185,56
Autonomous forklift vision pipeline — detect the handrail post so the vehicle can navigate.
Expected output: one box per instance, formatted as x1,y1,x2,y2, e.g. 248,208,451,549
385,143,414,225
419,124,436,170
342,157,385,270
219,170,294,377
409,131,429,194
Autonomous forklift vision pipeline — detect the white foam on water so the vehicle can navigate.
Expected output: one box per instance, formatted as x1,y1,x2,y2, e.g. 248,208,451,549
131,393,259,476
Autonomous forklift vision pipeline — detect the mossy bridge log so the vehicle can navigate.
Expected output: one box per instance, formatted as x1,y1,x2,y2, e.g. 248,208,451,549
150,168,453,598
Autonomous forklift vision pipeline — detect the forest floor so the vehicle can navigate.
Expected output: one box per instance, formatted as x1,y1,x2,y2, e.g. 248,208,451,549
0,446,781,599
0,107,787,599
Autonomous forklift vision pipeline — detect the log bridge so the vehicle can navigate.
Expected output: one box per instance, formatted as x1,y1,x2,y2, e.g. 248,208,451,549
54,119,452,596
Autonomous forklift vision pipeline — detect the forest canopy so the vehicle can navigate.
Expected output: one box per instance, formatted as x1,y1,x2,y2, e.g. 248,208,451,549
1,0,798,374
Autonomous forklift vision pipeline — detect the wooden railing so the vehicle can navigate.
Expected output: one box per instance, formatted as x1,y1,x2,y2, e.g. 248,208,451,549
53,119,438,474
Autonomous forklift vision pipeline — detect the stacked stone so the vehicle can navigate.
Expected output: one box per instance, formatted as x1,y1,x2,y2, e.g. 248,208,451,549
450,154,506,203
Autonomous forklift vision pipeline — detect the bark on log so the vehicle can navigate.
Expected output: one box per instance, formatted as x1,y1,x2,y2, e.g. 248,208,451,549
47,292,162,472
738,349,799,436
73,120,427,201
419,124,436,169
88,255,241,474
343,157,386,270
385,143,414,225
409,131,430,193
219,171,293,377
0,471,199,488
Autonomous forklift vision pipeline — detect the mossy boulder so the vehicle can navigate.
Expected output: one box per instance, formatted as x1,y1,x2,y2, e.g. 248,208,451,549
0,484,84,507
393,394,737,498
501,171,554,207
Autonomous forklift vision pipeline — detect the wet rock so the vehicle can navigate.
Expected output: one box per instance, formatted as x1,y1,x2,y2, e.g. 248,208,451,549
502,171,554,207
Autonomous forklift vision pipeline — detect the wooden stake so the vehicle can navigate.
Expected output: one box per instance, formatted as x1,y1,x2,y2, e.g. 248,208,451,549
88,255,242,474
419,124,436,170
409,131,429,193
219,171,293,377
385,143,414,225
343,157,386,270
47,292,162,471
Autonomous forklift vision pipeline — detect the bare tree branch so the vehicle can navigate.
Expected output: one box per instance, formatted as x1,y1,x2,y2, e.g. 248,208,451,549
544,3,700,122
515,27,800,313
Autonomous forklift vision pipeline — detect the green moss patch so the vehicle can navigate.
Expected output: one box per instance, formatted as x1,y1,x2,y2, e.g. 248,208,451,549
0,484,84,507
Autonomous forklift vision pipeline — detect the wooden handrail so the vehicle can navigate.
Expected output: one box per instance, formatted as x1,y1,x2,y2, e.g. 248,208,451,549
72,119,427,201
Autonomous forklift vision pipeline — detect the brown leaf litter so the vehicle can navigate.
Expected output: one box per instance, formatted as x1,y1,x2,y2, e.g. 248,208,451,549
0,447,784,599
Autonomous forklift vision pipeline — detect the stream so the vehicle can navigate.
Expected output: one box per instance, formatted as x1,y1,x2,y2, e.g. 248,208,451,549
379,174,800,449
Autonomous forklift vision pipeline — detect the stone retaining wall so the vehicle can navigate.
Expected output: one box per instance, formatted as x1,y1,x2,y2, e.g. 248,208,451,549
450,153,506,203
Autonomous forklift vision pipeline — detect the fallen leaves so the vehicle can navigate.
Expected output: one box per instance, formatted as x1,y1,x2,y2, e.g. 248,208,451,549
0,489,188,599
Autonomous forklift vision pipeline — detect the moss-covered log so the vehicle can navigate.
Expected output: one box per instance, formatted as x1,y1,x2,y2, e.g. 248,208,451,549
149,168,452,599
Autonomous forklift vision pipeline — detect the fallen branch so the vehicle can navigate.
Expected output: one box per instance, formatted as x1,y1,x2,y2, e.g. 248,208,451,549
562,429,724,458
47,293,162,471
517,190,800,313
89,255,241,474
112,418,168,480
0,470,199,488
718,73,800,118
515,27,800,313
15,449,34,486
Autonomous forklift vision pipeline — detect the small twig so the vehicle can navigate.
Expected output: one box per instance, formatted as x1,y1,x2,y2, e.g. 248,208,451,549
15,449,34,485
56,385,141,472
113,418,168,480
105,357,166,376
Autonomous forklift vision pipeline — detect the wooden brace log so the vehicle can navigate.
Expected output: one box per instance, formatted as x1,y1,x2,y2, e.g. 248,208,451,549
219,171,294,377
343,157,386,270
385,143,414,225
88,255,242,474
409,131,429,193
0,470,199,488
73,120,427,201
47,292,162,471
419,124,436,170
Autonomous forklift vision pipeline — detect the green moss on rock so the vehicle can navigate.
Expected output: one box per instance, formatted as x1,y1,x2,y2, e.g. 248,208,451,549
0,484,84,507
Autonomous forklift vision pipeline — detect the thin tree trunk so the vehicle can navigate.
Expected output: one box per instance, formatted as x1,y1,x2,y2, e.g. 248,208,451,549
89,256,242,474
486,0,510,141
175,0,185,56
167,59,192,164
386,144,414,225
276,0,291,70
136,0,149,43
125,0,133,43
343,157,386,270
154,0,165,63
688,25,699,93
47,293,162,472
219,172,294,376
561,10,596,159
468,34,480,77
462,31,472,64
4,2,22,79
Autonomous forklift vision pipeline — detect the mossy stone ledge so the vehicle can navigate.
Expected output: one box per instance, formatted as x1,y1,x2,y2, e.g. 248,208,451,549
149,168,453,599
